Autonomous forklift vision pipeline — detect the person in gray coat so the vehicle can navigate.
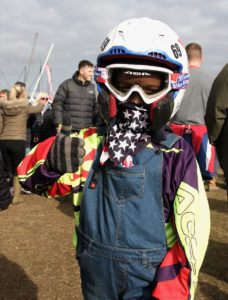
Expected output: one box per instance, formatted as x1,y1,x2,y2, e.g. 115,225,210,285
52,60,100,133
205,63,228,201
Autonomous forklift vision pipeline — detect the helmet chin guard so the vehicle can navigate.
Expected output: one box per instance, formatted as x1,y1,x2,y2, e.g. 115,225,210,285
149,94,174,132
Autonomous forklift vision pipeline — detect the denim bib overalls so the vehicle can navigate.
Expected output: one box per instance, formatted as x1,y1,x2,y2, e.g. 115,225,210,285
76,134,180,300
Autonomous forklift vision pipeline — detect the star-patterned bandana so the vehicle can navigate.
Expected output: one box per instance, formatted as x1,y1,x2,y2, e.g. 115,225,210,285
107,103,151,165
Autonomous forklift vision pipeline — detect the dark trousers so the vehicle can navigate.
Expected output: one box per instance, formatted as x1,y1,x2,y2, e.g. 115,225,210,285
0,140,26,178
0,156,12,209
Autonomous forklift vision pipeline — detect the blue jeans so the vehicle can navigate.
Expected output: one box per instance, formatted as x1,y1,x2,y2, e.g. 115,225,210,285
77,231,163,300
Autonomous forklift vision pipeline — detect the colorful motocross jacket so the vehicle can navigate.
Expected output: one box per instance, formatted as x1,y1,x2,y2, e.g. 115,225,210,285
17,127,210,300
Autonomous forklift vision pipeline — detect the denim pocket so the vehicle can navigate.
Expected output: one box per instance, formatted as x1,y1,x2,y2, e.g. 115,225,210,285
104,165,145,203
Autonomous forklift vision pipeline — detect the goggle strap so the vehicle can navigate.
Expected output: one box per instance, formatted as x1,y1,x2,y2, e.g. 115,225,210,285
94,66,107,83
171,73,189,89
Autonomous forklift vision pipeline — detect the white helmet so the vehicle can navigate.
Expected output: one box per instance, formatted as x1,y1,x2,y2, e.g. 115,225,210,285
95,17,189,130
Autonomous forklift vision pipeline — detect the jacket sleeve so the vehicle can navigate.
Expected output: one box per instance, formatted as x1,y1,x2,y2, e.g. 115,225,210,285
32,113,42,138
52,82,68,126
205,63,228,145
17,128,102,199
152,144,210,300
17,136,73,198
28,102,45,114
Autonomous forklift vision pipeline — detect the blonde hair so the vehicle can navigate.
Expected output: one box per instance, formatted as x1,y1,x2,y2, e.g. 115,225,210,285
9,84,27,100
37,92,49,99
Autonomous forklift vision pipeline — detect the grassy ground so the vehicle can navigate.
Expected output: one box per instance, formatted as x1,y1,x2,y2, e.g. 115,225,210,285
0,170,227,299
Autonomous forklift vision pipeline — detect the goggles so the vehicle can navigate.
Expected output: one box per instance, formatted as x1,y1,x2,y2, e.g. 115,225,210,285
94,64,189,105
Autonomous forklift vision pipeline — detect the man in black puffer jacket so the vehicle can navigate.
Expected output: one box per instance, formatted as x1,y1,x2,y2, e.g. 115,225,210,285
52,60,102,133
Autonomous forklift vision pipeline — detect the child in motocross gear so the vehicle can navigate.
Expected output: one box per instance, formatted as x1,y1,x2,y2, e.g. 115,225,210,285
17,18,210,300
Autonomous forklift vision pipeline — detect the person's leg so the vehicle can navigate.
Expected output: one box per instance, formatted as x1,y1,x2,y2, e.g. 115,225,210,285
207,177,219,191
208,151,219,191
10,140,26,175
8,140,26,202
77,247,119,300
0,156,12,210
224,172,228,202
78,251,157,300
216,147,228,201
0,140,13,183
77,239,160,300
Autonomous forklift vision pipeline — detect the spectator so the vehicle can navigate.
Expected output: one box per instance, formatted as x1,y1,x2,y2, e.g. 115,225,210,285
13,82,35,154
0,83,44,202
18,18,210,299
32,92,56,145
0,89,9,100
52,60,100,133
170,43,218,190
205,63,228,201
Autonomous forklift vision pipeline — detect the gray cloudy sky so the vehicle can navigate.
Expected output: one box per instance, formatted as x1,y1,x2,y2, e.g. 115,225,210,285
0,0,227,95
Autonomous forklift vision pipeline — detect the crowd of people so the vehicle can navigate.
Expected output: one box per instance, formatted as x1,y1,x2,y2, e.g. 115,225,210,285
0,16,227,299
0,59,100,210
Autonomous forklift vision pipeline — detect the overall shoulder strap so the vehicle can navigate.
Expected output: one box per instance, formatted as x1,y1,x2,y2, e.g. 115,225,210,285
160,133,181,149
96,126,106,137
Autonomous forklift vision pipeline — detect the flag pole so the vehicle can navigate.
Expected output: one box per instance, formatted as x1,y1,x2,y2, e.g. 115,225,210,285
30,43,54,102
25,32,38,85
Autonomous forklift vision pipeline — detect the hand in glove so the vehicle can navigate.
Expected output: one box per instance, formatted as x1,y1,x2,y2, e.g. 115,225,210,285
46,112,85,174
